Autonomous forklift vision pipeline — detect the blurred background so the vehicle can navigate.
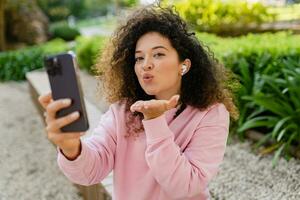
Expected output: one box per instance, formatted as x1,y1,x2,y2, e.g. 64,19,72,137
0,0,300,199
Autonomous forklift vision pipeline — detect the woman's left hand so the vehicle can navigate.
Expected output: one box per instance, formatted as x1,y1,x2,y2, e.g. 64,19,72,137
130,95,180,120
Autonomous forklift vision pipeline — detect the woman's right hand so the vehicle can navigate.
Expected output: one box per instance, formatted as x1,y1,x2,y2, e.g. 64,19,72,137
38,92,84,160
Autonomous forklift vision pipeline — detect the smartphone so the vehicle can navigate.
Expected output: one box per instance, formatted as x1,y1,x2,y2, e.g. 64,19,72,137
44,52,89,132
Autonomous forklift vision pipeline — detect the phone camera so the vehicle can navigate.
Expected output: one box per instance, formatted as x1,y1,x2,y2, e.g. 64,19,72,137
45,57,62,76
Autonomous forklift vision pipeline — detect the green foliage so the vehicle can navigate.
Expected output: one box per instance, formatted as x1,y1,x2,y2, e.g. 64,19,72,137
120,0,138,7
75,36,108,74
168,0,276,35
0,39,69,81
84,0,112,16
196,32,300,162
37,0,138,21
50,23,81,41
239,58,300,166
37,0,71,21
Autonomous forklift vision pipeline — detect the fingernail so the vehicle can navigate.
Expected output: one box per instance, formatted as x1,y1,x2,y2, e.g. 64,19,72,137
71,111,79,118
63,99,71,105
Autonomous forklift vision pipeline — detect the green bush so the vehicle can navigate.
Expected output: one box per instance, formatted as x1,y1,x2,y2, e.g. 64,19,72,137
38,0,86,21
38,0,139,21
0,39,69,81
239,58,300,166
171,0,276,35
120,0,138,7
50,23,81,41
196,32,300,162
75,36,108,74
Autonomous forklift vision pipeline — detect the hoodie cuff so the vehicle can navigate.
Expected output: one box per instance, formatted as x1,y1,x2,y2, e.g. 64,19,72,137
57,140,88,170
142,114,174,144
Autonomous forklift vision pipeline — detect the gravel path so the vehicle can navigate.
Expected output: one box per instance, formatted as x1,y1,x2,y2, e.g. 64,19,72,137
0,82,82,200
0,70,300,199
209,140,300,200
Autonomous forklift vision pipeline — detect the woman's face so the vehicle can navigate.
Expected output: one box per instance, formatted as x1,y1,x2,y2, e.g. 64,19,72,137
134,32,187,100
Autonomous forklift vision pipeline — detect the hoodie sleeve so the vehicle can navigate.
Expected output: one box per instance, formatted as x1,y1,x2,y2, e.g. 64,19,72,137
57,105,117,186
143,104,230,199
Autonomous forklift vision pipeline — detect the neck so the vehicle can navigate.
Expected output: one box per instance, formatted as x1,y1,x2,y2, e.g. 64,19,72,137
155,91,181,101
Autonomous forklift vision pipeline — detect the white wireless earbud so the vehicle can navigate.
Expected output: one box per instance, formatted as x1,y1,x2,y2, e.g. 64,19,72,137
181,64,187,75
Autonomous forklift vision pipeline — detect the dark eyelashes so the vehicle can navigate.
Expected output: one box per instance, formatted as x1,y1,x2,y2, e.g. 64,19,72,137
135,53,165,62
135,57,143,62
156,53,165,57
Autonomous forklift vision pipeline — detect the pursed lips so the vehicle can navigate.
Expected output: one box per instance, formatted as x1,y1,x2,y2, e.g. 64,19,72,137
142,73,154,83
142,73,154,79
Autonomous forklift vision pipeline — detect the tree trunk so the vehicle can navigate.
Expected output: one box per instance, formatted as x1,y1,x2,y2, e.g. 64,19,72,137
0,0,6,51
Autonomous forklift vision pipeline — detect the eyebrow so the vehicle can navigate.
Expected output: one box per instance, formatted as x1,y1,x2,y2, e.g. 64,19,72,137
135,46,169,53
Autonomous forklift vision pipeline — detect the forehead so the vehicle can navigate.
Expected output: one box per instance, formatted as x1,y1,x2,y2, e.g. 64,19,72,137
135,32,172,51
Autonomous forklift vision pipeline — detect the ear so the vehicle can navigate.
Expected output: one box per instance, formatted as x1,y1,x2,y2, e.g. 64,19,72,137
180,59,191,75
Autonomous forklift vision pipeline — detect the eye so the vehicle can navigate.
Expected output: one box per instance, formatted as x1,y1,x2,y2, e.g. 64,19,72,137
135,56,144,63
154,53,165,58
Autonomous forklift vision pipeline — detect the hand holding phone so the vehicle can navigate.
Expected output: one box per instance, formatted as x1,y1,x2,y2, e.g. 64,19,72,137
38,92,83,160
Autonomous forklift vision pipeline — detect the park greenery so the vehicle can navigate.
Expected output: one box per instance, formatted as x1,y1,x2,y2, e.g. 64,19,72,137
169,0,275,35
37,0,138,21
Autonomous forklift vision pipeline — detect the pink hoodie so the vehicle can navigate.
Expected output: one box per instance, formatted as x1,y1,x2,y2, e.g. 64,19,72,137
57,101,229,200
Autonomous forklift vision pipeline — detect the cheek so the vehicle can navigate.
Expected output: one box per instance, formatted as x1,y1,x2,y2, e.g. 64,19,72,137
156,60,180,78
134,65,140,78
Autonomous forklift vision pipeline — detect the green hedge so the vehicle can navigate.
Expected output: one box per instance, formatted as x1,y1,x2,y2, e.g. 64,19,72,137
196,32,300,165
75,36,108,74
172,0,275,35
0,39,69,81
0,36,106,82
50,23,81,41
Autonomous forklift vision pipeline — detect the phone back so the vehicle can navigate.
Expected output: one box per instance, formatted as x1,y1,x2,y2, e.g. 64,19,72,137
44,53,89,132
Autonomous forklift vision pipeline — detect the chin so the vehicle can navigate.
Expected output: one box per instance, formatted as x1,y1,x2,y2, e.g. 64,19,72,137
144,90,156,96
143,88,158,96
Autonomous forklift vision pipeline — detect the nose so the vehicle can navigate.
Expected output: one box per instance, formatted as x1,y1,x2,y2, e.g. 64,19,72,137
142,57,154,71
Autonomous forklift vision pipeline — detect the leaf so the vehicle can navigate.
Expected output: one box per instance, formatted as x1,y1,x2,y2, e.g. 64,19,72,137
277,128,287,142
271,116,292,139
248,94,293,117
262,75,288,101
276,123,297,142
239,58,252,92
237,116,278,133
260,143,281,155
247,106,265,119
272,143,286,168
254,133,272,149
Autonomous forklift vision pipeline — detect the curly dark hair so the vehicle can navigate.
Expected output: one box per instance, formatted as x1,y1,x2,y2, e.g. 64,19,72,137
94,4,239,138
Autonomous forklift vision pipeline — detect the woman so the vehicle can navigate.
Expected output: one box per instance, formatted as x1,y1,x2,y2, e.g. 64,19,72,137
38,5,238,200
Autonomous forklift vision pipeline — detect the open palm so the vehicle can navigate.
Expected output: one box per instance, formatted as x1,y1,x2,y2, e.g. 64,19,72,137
130,95,180,120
